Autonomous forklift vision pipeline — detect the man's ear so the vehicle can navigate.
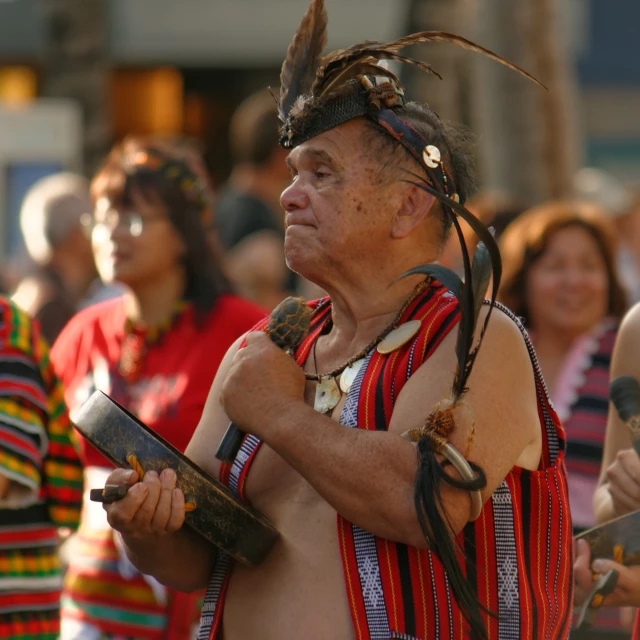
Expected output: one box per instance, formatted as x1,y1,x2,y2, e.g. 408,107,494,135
391,183,437,239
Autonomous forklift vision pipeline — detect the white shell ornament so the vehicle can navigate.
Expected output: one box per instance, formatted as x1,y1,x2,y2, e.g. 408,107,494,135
339,358,366,394
422,145,441,168
314,378,341,414
377,320,422,354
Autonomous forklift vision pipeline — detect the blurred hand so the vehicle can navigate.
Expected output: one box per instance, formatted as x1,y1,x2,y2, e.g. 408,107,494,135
104,467,186,542
605,449,640,516
574,538,640,607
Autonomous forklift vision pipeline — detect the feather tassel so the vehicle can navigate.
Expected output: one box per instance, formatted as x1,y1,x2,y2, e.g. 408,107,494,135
415,437,490,639
399,189,500,639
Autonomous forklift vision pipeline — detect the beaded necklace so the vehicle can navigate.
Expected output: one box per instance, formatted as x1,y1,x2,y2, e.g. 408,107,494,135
119,300,189,384
307,280,429,415
305,279,429,382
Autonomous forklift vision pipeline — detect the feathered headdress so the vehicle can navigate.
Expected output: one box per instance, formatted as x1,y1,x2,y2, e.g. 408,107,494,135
277,2,542,637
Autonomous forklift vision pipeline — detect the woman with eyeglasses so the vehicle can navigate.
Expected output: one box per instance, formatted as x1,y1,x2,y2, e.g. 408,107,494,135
51,136,267,640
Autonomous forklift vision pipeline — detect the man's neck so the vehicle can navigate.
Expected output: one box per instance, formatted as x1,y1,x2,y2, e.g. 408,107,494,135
123,270,187,327
314,257,434,368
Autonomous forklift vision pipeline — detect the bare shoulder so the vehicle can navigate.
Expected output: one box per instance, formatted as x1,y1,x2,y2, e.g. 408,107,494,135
392,305,533,416
473,304,532,367
616,303,640,353
390,304,540,475
609,303,640,381
185,335,246,480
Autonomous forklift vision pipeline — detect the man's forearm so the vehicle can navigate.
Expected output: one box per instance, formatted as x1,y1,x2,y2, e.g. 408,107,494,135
265,403,429,547
122,527,217,592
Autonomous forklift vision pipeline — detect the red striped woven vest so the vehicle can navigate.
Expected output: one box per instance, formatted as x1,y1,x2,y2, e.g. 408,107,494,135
197,282,573,640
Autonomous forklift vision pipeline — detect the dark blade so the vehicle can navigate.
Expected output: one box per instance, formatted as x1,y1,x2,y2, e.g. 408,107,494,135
89,484,129,504
610,376,640,423
576,569,619,630
610,375,640,457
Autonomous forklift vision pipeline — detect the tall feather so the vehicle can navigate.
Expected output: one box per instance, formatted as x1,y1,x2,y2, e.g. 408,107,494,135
278,0,328,122
471,241,492,327
401,179,501,402
313,31,544,97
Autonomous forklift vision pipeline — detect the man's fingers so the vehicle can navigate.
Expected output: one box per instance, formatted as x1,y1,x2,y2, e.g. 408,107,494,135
167,488,186,533
610,484,640,514
106,468,139,486
616,449,640,484
149,469,178,533
106,482,149,530
607,461,640,512
130,471,162,528
574,539,593,605
244,331,269,346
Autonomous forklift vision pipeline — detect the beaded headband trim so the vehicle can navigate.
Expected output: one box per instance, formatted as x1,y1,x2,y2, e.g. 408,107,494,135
280,75,459,202
125,149,209,211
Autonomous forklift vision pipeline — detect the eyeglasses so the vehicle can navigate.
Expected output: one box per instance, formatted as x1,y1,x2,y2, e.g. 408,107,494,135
81,210,166,238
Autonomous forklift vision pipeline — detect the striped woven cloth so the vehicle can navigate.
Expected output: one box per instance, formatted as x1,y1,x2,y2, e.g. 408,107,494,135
0,300,83,639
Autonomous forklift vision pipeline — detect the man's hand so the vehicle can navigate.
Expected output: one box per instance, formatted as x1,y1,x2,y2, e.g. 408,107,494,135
104,467,186,541
220,331,306,438
605,449,640,516
575,538,640,607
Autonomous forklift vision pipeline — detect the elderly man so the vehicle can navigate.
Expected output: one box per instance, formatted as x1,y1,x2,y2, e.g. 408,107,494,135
101,2,573,638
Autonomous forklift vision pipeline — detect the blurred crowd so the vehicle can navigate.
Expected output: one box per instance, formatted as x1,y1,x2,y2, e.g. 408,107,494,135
3,85,640,639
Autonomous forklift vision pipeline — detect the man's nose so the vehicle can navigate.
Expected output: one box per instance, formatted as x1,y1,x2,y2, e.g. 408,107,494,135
281,182,309,211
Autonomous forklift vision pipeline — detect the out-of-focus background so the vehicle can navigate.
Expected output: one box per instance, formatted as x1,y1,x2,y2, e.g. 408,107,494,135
2,3,640,639
0,0,637,272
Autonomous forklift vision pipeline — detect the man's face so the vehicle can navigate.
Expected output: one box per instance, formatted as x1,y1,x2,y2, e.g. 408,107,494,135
280,119,399,284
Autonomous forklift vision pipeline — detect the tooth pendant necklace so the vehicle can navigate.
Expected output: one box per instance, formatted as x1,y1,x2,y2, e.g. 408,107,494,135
314,376,342,414
308,280,429,415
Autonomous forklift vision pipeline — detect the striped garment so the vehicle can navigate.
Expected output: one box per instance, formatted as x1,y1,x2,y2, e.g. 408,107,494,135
0,298,83,639
559,319,618,529
551,320,624,636
198,282,574,639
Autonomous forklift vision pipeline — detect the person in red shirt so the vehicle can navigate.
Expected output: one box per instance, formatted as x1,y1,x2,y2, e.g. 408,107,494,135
51,136,266,640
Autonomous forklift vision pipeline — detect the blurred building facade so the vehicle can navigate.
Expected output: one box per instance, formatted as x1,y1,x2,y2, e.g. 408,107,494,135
0,0,408,260
0,0,638,260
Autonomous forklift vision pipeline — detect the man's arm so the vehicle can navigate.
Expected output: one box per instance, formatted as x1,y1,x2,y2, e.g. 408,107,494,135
594,303,640,524
221,309,541,547
106,337,243,592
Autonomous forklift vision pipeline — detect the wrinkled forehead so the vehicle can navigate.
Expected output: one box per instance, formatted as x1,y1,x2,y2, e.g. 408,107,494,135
286,119,371,168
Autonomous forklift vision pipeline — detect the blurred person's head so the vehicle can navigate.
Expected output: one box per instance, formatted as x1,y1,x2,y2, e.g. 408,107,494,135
229,90,290,186
89,136,227,317
499,200,627,338
20,172,97,292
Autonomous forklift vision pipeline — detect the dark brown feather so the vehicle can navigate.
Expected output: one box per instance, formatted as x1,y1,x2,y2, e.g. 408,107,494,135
313,31,544,98
278,0,328,122
315,50,440,97
318,56,400,98
317,61,402,99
